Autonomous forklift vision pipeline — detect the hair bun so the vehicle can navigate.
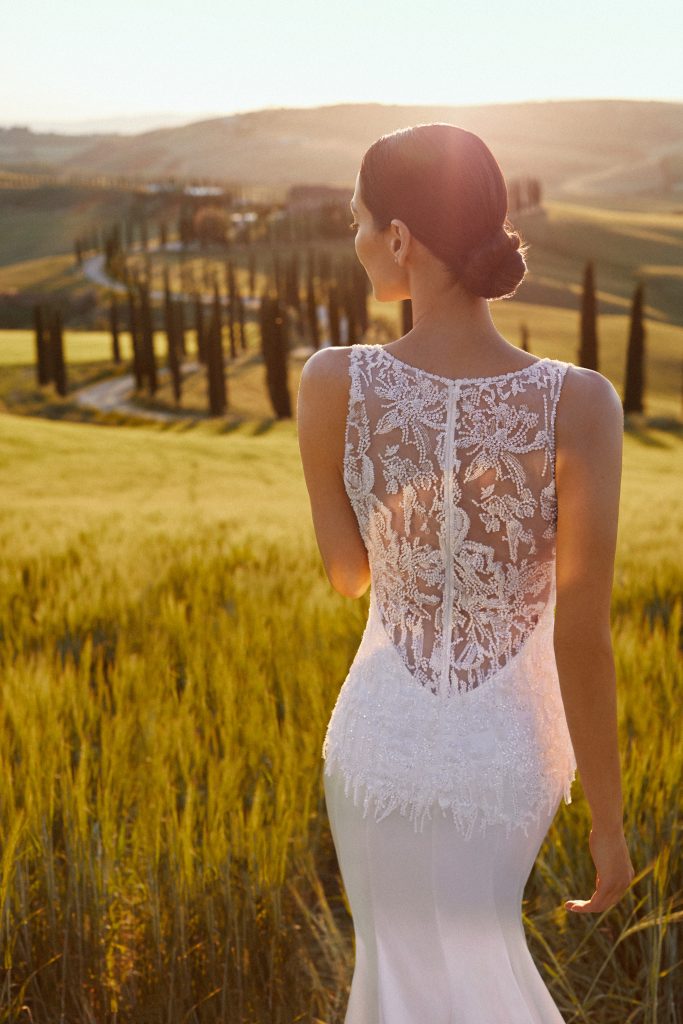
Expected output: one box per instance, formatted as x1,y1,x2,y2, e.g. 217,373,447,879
458,224,528,300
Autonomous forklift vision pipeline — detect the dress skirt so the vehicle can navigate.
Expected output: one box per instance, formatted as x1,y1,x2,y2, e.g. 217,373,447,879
324,762,567,1024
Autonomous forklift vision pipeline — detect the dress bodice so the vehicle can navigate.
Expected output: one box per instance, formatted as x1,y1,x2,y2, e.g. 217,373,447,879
323,342,577,839
344,343,566,700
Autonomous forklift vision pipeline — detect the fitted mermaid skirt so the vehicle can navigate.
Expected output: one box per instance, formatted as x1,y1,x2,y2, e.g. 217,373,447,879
324,763,566,1024
321,583,575,1024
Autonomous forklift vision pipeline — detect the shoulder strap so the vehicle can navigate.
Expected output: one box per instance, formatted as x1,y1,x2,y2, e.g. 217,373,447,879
548,361,571,476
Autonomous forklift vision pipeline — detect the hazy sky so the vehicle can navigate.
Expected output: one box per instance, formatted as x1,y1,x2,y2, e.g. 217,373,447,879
2,0,682,131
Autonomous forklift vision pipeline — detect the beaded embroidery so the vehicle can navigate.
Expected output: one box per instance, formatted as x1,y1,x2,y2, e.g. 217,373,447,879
322,343,577,838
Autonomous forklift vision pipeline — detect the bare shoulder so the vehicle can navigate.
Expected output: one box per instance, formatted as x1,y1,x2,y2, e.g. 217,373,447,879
299,345,353,387
556,363,624,452
297,346,354,422
296,348,355,468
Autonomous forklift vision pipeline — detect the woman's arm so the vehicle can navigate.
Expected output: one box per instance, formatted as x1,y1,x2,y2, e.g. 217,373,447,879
296,347,370,599
553,366,635,912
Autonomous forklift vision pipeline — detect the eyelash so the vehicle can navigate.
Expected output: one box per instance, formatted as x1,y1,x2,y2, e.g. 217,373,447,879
349,221,359,232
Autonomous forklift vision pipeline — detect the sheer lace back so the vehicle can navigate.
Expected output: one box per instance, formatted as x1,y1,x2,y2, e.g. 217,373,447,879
344,343,570,701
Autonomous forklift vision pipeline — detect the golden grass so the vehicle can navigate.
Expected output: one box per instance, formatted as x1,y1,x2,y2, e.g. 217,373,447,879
0,403,680,1021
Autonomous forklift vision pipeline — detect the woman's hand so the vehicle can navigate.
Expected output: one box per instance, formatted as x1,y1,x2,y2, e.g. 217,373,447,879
565,826,635,913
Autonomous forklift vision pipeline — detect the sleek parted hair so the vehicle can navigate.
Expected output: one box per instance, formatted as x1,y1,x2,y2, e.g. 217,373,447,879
359,122,529,300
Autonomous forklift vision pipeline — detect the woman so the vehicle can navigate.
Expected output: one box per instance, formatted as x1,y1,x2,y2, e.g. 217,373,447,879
297,123,634,1023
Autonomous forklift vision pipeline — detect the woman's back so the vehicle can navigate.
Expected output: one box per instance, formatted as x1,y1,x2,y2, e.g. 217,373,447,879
322,341,577,841
344,342,566,698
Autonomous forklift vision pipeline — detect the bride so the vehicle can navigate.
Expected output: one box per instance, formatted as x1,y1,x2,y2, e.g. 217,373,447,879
297,122,635,1023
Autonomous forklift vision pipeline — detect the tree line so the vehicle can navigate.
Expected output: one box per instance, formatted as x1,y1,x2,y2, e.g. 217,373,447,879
33,246,371,419
33,251,656,423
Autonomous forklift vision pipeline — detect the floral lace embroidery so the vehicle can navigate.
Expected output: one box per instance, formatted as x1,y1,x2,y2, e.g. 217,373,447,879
323,343,576,837
343,344,569,699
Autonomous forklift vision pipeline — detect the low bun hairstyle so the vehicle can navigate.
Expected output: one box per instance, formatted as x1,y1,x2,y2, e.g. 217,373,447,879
358,123,529,301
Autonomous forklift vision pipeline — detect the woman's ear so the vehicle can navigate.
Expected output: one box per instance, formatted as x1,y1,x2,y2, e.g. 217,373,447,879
390,219,410,263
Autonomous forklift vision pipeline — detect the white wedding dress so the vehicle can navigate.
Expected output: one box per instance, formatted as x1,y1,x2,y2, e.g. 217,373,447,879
322,342,577,1024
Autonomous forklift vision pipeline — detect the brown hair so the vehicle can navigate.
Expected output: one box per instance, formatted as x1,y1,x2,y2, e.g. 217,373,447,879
358,122,529,300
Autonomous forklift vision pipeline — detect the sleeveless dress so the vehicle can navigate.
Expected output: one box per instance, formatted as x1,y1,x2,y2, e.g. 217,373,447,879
322,342,577,1024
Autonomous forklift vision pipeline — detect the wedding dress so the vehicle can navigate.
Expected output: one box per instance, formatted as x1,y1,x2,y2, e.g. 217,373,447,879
322,342,577,1024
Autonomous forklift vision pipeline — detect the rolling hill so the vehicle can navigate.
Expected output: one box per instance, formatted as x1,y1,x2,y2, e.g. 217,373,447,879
1,99,682,196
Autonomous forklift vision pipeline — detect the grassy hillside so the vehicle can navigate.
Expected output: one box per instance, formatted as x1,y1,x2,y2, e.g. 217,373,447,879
0,403,680,567
0,408,679,1020
515,201,683,328
0,182,151,266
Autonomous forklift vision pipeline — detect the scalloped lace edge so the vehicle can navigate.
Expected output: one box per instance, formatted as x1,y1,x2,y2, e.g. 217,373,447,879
323,754,576,842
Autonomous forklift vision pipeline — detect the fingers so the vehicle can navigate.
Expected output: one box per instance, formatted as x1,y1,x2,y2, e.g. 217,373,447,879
565,889,616,913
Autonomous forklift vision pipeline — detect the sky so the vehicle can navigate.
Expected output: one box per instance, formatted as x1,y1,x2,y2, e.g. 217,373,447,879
1,0,682,133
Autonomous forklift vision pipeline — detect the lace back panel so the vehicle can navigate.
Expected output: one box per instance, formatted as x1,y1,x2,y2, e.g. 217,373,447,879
344,343,570,701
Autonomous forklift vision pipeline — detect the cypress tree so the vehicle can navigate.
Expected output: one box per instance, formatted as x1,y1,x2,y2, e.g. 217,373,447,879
623,283,646,416
194,292,206,365
354,263,369,336
579,261,598,370
110,296,121,363
520,322,530,352
328,282,341,346
226,261,237,359
306,265,321,350
272,252,283,301
176,299,187,358
287,253,302,317
237,292,247,353
206,284,227,416
248,251,256,298
167,300,182,405
163,264,172,322
345,290,358,346
261,296,292,418
50,308,67,397
127,288,144,389
259,289,272,363
33,303,51,385
139,280,158,395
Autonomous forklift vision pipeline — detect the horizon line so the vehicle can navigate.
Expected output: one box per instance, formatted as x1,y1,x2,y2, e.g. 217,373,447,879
3,94,683,137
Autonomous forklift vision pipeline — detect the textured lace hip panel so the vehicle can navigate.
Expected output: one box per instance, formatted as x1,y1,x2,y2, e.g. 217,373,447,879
322,578,576,838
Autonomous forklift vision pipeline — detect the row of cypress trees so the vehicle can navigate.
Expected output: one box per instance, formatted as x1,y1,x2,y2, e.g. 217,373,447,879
106,272,291,419
35,244,657,422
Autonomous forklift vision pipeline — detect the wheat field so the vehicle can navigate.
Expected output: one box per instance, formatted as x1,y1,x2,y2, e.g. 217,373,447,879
0,384,680,1022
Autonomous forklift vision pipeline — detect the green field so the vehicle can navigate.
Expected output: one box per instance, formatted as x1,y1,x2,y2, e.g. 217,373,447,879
0,386,681,1021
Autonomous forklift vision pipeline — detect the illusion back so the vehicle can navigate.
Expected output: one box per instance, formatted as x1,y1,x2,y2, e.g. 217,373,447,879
323,343,577,840
345,344,563,699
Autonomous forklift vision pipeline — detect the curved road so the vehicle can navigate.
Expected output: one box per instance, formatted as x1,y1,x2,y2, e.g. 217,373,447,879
73,360,203,422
